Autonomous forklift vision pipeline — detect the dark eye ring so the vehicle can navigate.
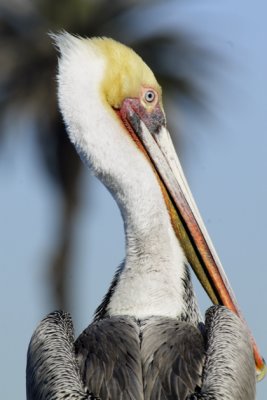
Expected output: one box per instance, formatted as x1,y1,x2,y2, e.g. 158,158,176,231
144,90,156,103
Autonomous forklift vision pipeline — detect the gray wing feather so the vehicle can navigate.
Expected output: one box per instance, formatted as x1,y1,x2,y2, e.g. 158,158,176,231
141,318,205,400
75,316,144,400
76,316,205,400
29,310,251,400
26,311,92,400
188,306,256,400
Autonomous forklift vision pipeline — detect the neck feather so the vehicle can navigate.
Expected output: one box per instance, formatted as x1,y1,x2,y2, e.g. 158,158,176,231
57,42,201,322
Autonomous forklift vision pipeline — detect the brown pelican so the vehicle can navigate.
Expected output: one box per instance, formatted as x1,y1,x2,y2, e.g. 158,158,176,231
26,33,266,400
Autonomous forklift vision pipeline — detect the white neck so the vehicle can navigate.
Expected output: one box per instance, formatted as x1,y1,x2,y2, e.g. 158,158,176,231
57,37,199,321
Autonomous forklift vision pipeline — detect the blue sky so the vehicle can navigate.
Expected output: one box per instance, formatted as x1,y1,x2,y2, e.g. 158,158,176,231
0,1,266,398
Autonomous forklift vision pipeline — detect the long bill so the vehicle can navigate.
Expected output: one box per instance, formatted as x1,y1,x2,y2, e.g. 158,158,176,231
118,99,266,382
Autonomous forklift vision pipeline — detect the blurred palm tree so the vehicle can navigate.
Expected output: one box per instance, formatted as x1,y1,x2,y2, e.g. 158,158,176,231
0,0,217,310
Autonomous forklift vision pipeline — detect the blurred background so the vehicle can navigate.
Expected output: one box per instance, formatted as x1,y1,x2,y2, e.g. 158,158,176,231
0,0,266,398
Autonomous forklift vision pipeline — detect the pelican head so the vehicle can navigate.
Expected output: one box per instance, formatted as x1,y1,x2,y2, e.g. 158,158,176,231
53,32,265,381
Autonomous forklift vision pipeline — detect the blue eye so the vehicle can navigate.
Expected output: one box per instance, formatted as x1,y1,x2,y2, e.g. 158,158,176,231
144,90,156,103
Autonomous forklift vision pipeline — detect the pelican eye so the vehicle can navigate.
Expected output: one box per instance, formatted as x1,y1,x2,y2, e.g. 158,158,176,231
144,90,156,103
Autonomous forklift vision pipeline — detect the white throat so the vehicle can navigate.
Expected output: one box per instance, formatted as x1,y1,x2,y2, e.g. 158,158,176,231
56,34,194,320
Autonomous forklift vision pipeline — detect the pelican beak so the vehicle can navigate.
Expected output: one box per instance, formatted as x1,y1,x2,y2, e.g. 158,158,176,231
118,97,266,382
